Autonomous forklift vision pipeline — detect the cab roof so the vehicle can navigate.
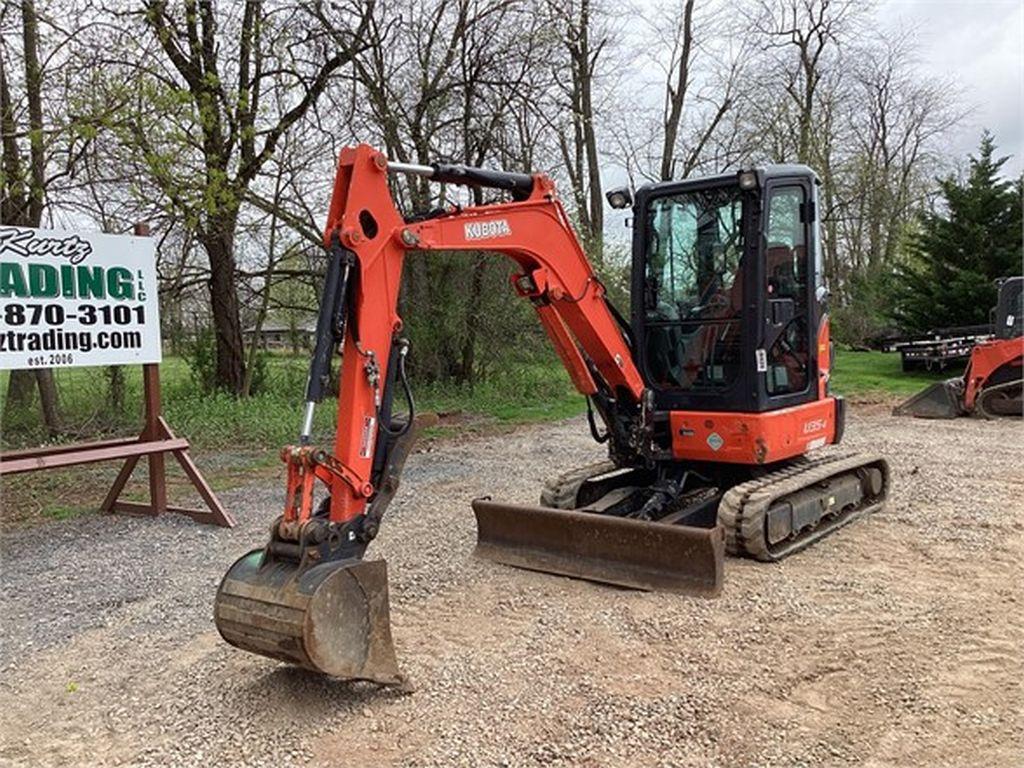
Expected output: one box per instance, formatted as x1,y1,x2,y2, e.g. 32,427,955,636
638,164,819,198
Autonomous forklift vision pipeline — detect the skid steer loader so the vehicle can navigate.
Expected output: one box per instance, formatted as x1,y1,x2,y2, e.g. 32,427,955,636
894,276,1023,419
214,145,889,683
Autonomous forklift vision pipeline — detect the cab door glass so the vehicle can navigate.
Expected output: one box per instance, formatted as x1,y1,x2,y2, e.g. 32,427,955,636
765,186,809,395
642,187,745,392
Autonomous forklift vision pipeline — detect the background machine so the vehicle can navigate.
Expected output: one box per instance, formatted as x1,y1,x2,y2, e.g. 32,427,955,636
895,276,1023,419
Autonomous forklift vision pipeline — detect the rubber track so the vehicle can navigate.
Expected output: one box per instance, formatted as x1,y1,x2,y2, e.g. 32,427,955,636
539,460,617,509
976,378,1023,419
718,452,890,561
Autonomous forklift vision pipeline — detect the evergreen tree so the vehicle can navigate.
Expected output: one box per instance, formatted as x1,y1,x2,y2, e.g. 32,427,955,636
894,132,1023,333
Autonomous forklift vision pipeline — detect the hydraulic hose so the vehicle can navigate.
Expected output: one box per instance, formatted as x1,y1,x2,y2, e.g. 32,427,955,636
379,341,415,438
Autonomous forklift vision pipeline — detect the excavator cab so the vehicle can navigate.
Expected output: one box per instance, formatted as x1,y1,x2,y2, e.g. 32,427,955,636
474,165,865,585
632,167,825,417
216,146,888,684
994,276,1023,340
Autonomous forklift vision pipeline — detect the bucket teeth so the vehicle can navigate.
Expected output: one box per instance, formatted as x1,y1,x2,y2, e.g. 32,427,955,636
214,550,404,685
472,499,724,596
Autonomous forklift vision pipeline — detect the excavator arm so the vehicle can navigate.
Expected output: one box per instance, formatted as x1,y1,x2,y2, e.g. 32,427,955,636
300,144,644,528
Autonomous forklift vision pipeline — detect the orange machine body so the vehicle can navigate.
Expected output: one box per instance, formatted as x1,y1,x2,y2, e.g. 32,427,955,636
963,336,1024,411
284,144,842,527
670,398,838,465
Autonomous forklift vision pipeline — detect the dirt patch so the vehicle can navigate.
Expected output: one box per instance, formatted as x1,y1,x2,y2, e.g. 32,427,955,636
1,407,1022,767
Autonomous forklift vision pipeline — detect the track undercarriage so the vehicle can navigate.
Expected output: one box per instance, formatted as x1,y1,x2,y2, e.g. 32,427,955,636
480,450,890,577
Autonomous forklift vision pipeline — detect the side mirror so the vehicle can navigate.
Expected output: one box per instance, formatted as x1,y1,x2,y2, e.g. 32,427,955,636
606,186,633,209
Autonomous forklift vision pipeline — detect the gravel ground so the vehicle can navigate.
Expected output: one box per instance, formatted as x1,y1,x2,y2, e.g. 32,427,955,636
1,405,1022,768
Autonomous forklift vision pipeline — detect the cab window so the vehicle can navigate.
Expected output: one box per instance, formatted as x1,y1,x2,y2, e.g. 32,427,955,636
642,186,745,391
764,186,809,395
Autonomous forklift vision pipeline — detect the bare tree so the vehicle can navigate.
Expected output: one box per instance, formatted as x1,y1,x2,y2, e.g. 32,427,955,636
330,0,559,382
105,0,373,394
846,30,960,271
753,0,864,164
545,0,609,261
605,0,755,186
0,0,113,433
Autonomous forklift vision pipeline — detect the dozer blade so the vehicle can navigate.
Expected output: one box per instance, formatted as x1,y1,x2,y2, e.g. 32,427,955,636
472,499,724,596
892,377,964,419
214,550,403,684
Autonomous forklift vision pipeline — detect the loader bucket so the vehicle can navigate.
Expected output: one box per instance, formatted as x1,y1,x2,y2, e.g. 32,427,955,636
214,550,403,684
892,377,964,419
472,500,724,596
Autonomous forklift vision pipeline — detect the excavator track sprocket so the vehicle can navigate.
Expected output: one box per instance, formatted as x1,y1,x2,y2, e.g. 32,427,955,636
719,452,890,561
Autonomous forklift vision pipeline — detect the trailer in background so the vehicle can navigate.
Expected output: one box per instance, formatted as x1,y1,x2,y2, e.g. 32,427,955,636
888,324,993,372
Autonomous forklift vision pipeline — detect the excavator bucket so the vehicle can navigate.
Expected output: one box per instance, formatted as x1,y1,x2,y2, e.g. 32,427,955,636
472,500,724,595
214,550,403,684
892,377,965,419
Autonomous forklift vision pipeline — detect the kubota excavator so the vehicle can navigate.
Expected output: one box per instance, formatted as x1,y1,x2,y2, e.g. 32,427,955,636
214,144,890,684
894,276,1023,419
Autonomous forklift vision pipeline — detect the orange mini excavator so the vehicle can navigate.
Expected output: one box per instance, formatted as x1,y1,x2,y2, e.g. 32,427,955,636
214,145,890,683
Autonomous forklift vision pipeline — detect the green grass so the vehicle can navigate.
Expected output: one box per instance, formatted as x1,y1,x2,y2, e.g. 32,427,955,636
0,347,948,525
1,349,952,452
416,362,583,423
2,352,958,454
0,354,585,452
0,353,585,524
831,349,961,398
43,505,86,521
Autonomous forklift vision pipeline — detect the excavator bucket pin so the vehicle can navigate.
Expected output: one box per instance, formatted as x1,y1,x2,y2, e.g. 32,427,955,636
214,551,403,685
472,499,724,596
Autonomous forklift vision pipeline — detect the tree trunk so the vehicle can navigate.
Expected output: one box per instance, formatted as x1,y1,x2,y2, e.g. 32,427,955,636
659,0,695,182
3,370,36,422
106,366,126,412
576,0,603,264
459,254,488,386
242,168,285,398
200,216,246,395
35,369,60,435
0,0,60,435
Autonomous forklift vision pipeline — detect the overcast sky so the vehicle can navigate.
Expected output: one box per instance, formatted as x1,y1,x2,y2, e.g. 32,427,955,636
878,0,1024,177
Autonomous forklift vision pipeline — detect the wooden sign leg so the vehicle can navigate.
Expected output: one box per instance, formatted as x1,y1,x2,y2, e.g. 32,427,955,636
97,365,233,527
143,363,168,515
100,455,141,513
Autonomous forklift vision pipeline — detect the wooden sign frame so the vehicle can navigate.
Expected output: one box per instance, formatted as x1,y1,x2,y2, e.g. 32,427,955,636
0,225,233,528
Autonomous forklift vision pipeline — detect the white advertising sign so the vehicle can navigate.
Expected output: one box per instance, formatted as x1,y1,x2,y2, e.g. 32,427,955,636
0,226,162,370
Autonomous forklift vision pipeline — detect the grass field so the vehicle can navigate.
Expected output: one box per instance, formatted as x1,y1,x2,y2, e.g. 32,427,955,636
0,348,955,523
0,354,583,451
830,349,959,397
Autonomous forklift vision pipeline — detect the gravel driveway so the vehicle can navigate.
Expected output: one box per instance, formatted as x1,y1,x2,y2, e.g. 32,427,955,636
1,405,1022,767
